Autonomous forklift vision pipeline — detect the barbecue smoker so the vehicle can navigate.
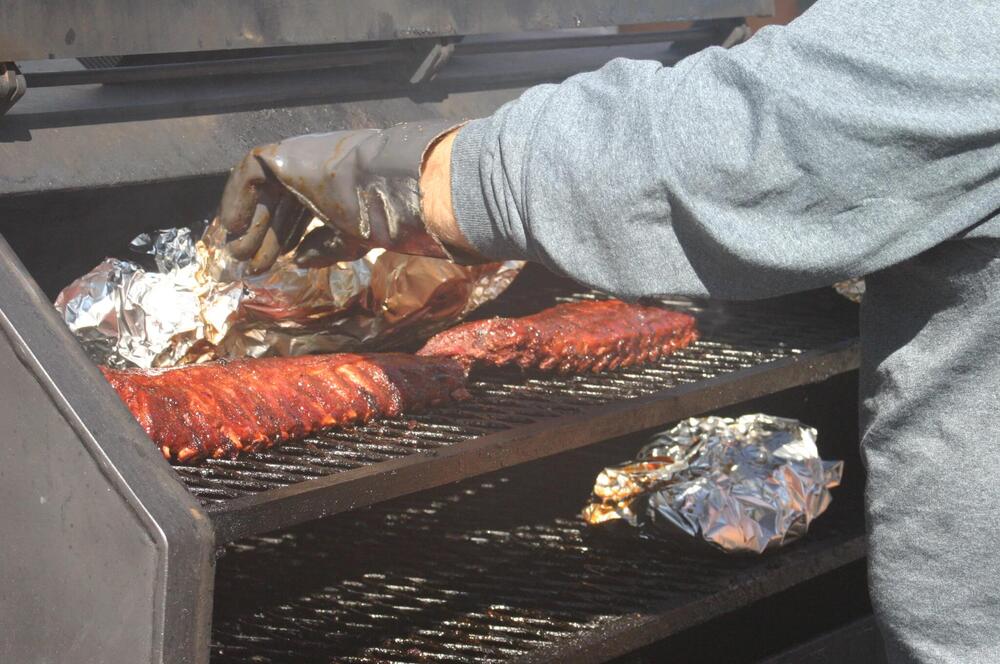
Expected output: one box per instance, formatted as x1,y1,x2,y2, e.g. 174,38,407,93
0,3,880,663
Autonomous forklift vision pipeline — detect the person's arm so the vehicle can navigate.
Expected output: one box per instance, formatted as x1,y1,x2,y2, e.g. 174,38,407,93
418,129,480,256
426,0,1000,300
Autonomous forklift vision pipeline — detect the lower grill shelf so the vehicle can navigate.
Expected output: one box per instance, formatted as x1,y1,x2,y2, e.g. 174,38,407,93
176,269,859,543
209,405,865,664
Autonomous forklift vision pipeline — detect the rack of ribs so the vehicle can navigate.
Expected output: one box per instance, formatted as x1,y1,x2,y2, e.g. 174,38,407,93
418,300,698,374
102,353,469,463
103,301,696,464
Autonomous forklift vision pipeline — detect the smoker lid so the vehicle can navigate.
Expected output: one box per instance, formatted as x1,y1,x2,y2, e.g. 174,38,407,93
0,0,773,60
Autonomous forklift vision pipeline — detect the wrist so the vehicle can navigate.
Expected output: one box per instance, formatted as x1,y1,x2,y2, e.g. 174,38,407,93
420,127,482,258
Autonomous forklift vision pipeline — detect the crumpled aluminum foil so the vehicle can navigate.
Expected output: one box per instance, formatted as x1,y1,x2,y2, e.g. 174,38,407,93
582,414,843,554
54,227,244,368
833,278,865,303
55,220,522,368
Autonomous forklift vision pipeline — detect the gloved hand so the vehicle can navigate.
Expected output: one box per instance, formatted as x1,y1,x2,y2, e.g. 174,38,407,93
218,120,460,273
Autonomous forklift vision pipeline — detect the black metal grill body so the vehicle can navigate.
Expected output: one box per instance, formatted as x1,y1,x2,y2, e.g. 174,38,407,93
0,238,215,664
0,3,883,663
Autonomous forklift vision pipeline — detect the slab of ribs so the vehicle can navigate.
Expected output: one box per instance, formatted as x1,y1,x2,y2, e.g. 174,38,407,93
103,354,467,463
418,300,699,374
103,300,698,463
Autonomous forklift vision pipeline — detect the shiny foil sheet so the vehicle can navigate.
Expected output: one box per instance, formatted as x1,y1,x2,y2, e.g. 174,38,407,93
55,221,522,368
583,414,843,554
833,277,865,303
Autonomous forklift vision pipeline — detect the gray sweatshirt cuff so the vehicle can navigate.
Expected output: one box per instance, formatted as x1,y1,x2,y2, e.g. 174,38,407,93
449,118,529,261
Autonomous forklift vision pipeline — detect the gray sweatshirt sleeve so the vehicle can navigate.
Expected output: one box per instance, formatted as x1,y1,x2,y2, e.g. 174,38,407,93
449,0,1000,300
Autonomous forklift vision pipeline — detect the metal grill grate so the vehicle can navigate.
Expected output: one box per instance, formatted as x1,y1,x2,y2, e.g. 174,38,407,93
173,272,857,514
209,430,866,664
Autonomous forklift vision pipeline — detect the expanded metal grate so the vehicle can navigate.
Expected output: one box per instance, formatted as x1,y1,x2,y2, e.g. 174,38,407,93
209,430,866,664
172,270,857,510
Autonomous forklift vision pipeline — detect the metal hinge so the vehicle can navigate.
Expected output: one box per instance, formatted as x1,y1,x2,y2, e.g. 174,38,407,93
720,24,753,48
408,38,458,85
1,62,26,115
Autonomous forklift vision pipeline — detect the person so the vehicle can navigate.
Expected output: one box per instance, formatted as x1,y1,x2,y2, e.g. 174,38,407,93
216,1,1000,661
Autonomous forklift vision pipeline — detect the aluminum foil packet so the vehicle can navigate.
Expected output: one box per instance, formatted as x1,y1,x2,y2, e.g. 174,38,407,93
55,221,522,368
582,414,843,554
833,277,865,303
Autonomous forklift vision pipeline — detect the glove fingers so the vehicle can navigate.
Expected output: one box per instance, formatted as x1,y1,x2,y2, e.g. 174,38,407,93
270,196,309,253
248,227,282,275
219,151,269,235
226,186,278,260
294,226,370,268
245,197,310,273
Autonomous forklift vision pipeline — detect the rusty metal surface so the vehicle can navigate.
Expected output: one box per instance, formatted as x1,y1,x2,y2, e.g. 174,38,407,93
208,413,864,663
0,1,773,60
170,268,860,542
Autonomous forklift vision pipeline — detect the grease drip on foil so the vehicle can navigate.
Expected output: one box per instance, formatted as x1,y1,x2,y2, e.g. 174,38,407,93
54,220,522,368
583,414,843,554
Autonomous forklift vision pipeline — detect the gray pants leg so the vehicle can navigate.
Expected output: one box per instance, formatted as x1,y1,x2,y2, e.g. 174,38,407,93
861,238,1000,663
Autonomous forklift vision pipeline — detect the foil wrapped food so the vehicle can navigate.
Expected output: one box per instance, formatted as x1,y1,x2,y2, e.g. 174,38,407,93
55,221,522,368
833,277,865,303
583,414,843,554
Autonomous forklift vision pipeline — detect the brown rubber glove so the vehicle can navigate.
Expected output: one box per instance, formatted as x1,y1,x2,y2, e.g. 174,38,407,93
218,121,460,273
